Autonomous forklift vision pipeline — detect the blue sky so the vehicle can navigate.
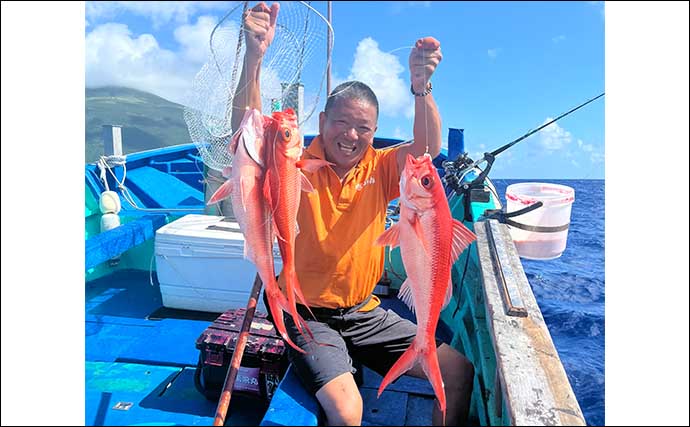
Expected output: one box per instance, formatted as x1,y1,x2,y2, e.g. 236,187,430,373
1,3,688,425
85,1,605,179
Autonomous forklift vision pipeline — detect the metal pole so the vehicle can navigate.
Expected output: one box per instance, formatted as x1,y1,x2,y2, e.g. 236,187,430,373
213,274,263,426
326,1,332,96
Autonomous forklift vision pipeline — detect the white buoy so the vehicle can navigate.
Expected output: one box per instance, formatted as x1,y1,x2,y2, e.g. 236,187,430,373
100,213,121,232
99,190,121,214
100,191,122,266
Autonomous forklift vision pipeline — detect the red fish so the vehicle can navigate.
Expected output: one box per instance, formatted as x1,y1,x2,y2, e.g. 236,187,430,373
207,108,310,353
375,153,476,423
263,109,332,333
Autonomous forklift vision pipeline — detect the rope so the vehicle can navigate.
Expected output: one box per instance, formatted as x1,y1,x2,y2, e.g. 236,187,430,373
96,155,204,213
422,44,429,155
226,1,250,123
296,1,311,83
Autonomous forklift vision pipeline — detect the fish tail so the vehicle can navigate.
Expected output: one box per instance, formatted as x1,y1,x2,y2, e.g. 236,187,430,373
420,345,447,424
264,280,308,354
377,341,419,398
378,341,447,423
284,266,315,337
292,275,317,321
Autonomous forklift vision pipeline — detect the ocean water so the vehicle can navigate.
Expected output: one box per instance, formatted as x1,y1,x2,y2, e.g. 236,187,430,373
491,179,605,426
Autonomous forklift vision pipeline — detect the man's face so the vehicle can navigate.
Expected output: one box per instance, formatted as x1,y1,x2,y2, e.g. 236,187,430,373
319,97,378,174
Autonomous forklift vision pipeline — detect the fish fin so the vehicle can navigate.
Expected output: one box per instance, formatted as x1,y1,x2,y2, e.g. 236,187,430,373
228,129,241,154
450,219,477,262
239,175,252,213
300,171,315,193
273,222,287,243
242,114,264,167
409,214,430,255
420,345,447,422
377,341,418,398
243,241,257,264
442,278,453,311
296,158,334,173
375,223,401,248
398,278,416,315
264,168,283,220
207,179,233,205
263,169,273,206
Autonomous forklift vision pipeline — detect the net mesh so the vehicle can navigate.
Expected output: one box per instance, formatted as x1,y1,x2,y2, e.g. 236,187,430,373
184,1,332,172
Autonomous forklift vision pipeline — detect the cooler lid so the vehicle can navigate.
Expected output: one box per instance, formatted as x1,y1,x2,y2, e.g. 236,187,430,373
156,214,245,245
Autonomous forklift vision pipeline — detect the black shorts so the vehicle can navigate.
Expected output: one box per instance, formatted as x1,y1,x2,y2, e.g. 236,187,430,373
274,297,443,395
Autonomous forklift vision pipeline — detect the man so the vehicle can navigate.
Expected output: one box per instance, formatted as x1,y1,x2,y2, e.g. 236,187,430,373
233,3,474,425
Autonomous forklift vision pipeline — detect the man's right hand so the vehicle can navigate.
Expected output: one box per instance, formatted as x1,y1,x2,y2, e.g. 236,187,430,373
243,2,280,62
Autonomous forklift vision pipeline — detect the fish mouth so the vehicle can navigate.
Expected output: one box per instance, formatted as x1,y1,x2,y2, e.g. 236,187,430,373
337,142,357,154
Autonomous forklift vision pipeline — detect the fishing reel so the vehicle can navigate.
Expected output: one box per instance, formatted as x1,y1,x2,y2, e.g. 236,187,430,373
442,152,496,222
441,152,476,194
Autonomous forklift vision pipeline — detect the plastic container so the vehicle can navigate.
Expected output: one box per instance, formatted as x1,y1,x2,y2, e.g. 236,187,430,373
155,214,282,312
505,182,575,260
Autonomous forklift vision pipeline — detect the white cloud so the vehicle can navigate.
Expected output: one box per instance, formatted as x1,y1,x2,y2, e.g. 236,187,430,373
393,126,411,141
86,17,256,110
587,1,605,19
86,23,195,104
502,149,514,164
487,48,500,59
576,138,604,164
86,1,236,28
299,90,324,136
174,15,219,64
577,139,594,152
390,1,432,14
538,118,573,151
347,37,414,118
552,35,566,44
590,151,605,163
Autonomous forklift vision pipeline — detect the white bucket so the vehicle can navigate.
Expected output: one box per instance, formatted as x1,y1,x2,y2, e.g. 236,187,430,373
505,182,575,260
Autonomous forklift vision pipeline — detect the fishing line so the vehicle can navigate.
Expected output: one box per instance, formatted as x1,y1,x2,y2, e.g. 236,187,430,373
384,43,433,154
452,245,472,319
386,45,415,55
422,43,429,155
468,93,605,171
451,92,605,190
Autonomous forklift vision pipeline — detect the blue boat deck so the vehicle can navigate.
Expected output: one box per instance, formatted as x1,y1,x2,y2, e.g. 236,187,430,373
86,269,440,426
85,140,457,425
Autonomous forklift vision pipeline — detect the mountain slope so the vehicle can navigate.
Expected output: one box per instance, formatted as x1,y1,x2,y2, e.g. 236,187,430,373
85,86,191,163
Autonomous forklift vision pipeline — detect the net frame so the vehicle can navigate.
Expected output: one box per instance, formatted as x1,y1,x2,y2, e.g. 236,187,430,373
184,1,333,172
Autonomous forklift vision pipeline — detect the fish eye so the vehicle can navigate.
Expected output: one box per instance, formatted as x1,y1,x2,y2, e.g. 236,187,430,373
283,129,291,140
421,175,433,189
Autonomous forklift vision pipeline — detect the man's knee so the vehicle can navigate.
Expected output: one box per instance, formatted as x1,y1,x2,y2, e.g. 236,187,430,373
438,344,474,390
315,373,363,426
325,392,363,425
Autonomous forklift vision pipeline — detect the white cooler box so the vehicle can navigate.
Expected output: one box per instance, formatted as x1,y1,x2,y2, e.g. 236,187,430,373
155,214,282,313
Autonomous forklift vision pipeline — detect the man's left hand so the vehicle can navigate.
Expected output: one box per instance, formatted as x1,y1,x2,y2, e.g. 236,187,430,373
409,37,442,93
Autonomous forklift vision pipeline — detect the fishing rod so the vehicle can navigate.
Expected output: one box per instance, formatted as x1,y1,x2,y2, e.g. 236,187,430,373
213,273,263,426
444,92,604,221
464,92,605,172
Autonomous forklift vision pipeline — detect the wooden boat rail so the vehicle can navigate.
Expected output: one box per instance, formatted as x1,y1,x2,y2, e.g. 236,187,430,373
475,219,586,426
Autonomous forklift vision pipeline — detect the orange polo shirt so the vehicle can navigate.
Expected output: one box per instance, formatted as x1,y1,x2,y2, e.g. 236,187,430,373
277,136,402,311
